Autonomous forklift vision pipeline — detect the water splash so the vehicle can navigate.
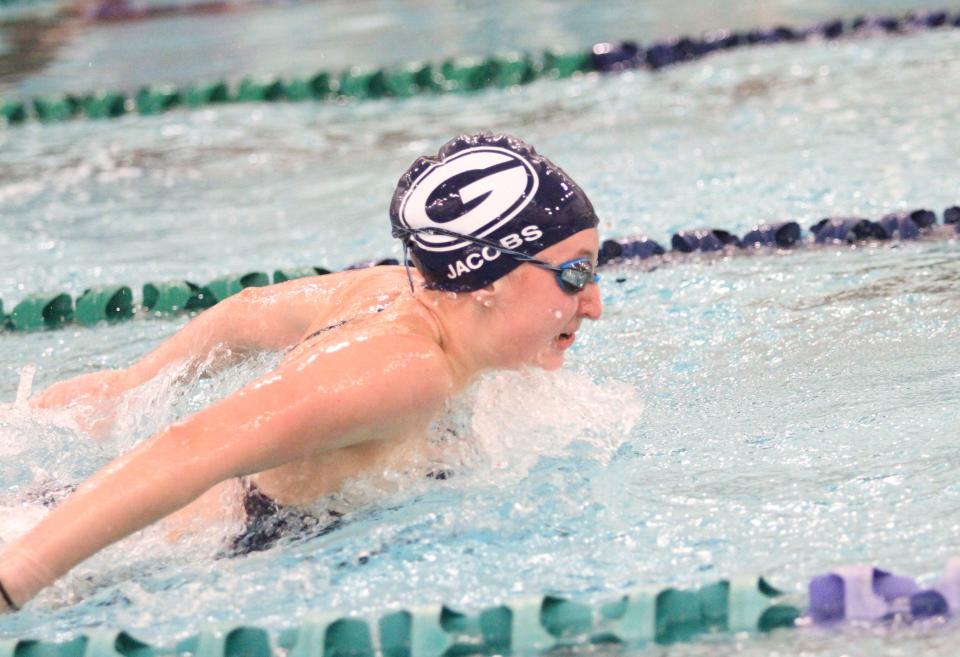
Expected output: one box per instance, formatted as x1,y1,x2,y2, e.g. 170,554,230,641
16,364,37,405
462,368,643,476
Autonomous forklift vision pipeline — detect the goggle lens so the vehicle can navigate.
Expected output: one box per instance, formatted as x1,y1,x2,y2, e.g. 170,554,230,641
556,258,599,294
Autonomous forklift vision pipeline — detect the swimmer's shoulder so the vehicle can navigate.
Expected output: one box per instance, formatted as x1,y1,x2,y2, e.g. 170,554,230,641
275,267,443,351
266,267,414,302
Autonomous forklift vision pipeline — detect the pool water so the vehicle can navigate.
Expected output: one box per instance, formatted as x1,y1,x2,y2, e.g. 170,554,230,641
1,1,960,655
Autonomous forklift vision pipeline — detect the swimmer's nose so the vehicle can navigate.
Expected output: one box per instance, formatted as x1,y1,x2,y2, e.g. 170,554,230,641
578,281,602,320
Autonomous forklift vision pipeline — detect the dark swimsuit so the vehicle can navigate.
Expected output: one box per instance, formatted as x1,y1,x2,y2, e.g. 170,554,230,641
226,470,451,557
224,479,343,557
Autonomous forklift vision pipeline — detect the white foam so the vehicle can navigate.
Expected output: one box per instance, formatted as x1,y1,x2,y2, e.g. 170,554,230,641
430,368,644,480
16,364,37,405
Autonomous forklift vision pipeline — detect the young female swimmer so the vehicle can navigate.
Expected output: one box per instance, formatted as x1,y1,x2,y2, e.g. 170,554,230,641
0,133,603,613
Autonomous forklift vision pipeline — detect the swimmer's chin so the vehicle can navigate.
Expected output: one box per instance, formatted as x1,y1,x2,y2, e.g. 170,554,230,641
533,344,569,371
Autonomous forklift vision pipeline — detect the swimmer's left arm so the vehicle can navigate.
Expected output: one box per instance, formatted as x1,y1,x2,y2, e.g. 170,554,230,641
0,335,454,608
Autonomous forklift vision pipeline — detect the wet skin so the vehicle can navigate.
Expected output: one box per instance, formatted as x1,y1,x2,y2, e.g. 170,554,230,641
1,229,601,610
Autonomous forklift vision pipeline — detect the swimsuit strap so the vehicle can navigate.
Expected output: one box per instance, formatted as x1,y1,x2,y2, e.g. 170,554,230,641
295,305,387,349
299,319,349,345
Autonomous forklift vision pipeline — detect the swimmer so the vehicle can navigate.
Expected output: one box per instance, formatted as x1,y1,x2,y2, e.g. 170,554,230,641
0,133,602,612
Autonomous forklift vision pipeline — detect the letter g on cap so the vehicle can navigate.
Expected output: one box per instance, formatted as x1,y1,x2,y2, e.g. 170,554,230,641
398,146,539,252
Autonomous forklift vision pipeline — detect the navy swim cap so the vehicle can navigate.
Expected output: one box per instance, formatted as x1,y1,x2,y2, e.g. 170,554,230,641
390,133,599,292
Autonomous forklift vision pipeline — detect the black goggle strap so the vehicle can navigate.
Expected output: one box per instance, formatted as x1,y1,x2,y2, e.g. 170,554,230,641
400,240,415,294
393,226,597,292
395,226,548,266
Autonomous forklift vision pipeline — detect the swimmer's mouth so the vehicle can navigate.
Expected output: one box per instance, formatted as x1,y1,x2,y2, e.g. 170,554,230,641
556,331,576,346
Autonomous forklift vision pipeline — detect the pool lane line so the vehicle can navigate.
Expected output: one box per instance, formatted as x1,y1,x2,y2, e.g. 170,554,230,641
1,552,958,652
0,205,957,334
0,575,800,656
1,9,959,126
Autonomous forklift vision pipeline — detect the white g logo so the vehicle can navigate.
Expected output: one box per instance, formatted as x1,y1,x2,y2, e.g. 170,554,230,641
398,146,539,252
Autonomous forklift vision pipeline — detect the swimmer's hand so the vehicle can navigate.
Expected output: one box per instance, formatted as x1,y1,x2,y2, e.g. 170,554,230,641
30,370,129,438
30,369,128,410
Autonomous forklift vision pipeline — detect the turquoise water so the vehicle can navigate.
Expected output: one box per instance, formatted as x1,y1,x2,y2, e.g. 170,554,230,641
2,2,960,655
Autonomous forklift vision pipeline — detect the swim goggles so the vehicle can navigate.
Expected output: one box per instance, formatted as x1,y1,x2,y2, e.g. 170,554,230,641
539,256,601,294
393,226,600,294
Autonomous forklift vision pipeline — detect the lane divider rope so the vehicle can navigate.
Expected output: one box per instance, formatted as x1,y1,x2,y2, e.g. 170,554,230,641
2,555,958,651
1,205,956,334
0,576,798,656
1,9,958,126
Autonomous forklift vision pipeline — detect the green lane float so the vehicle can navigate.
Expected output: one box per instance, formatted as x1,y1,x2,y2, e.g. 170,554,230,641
272,267,332,283
75,286,134,325
32,94,81,122
1,100,27,124
541,49,592,79
142,281,208,314
235,77,286,103
338,66,389,100
81,92,128,119
382,62,429,98
491,52,538,88
200,272,270,304
135,85,182,115
409,62,444,92
303,71,334,99
0,577,798,657
183,81,230,107
281,78,311,102
440,57,495,92
9,293,73,331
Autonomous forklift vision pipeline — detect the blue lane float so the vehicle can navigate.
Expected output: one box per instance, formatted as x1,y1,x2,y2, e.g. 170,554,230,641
878,209,936,240
671,228,741,253
807,558,960,625
741,222,802,248
809,217,890,244
944,206,960,227
590,41,643,72
597,235,666,266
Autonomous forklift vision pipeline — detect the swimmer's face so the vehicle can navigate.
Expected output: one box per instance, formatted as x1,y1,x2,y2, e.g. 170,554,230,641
491,228,603,371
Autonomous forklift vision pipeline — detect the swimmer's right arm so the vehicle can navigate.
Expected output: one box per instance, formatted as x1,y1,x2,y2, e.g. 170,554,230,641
0,333,454,610
30,284,319,411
